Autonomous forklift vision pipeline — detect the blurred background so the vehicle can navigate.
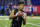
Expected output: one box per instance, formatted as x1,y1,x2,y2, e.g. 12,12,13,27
0,0,40,16
0,0,40,27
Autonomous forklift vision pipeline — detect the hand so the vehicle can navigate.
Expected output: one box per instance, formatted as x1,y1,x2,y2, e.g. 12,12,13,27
15,11,20,16
15,12,19,16
17,11,24,17
23,19,26,25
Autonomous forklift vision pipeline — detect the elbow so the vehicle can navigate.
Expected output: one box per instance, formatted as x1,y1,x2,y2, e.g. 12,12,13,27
9,15,16,19
9,17,12,19
9,16,14,19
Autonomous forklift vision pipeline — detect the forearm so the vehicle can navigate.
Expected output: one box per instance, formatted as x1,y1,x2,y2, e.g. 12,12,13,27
23,13,27,25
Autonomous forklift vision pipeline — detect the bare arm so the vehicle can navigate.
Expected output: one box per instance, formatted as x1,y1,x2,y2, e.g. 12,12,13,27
9,10,16,19
23,13,27,25
24,13,27,22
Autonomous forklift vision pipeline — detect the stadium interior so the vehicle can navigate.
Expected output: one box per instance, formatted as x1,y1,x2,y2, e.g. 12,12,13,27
0,0,40,27
0,0,40,16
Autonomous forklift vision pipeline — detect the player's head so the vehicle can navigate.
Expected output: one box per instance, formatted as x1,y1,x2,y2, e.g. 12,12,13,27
18,2,24,10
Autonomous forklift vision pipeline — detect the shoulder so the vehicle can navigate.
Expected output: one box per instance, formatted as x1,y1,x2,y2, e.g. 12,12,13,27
12,8,17,11
12,9,18,12
13,8,18,10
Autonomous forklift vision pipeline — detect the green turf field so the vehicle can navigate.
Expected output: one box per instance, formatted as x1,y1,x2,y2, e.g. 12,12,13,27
0,16,40,27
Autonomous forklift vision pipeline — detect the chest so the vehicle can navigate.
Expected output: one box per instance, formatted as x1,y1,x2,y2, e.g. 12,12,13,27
13,9,23,21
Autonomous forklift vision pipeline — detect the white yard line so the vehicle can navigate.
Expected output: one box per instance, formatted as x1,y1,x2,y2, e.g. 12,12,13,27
0,18,40,26
26,22,40,26
0,16,40,19
0,19,9,20
0,16,40,27
26,17,40,19
0,16,9,18
5,22,8,27
5,25,7,27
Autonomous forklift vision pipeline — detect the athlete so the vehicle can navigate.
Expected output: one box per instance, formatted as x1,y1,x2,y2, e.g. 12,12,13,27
9,2,27,27
30,5,34,16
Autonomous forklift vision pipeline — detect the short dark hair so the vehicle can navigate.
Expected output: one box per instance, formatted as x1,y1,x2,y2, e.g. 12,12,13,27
18,1,24,5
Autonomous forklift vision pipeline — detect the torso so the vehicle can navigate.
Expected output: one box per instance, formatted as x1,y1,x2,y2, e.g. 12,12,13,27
12,9,24,25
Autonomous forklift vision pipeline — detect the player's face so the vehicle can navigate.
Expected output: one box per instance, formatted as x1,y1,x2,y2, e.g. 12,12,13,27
19,4,24,10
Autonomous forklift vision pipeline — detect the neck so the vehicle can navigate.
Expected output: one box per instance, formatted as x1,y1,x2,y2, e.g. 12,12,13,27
18,8,23,11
